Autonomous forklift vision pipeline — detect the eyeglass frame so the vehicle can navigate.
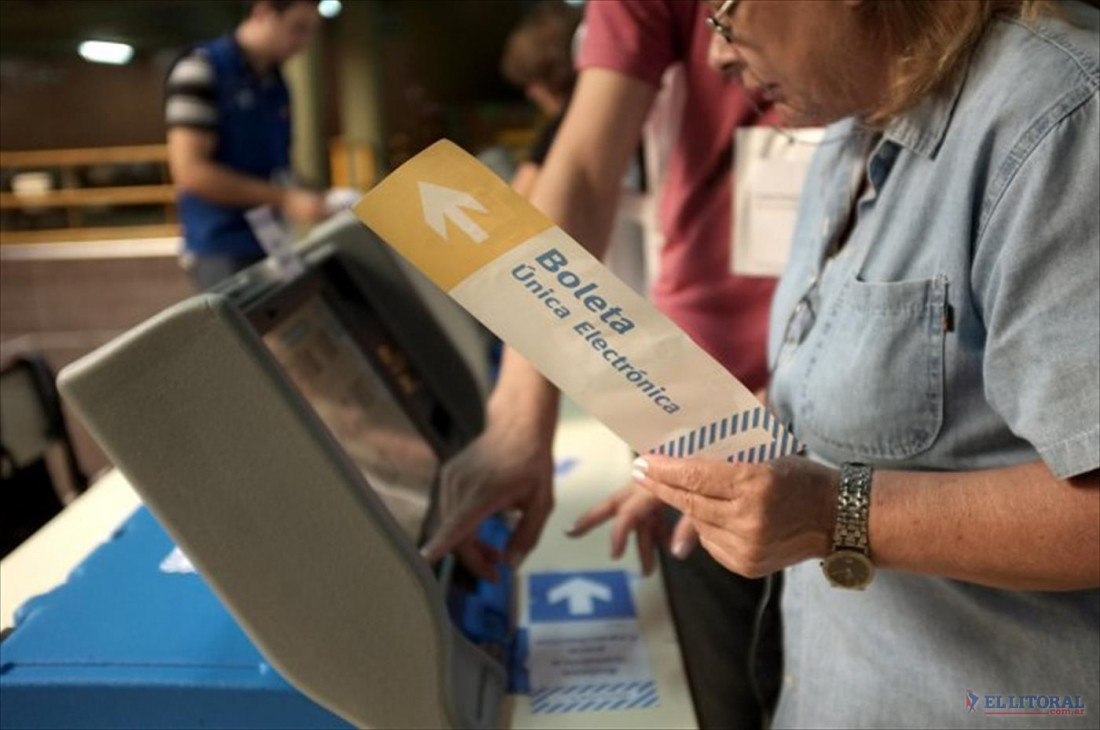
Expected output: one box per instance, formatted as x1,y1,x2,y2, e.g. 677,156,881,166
706,0,741,45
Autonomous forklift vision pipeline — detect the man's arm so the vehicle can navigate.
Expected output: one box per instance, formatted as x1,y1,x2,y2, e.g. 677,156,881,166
495,67,660,439
530,68,656,259
510,162,540,198
422,69,658,569
167,127,280,208
167,127,326,223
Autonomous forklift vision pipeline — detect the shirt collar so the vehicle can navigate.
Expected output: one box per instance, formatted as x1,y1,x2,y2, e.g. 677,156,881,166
227,34,273,83
882,58,970,159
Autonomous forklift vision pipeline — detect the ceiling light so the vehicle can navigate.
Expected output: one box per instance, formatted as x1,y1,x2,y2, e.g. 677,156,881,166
78,40,134,65
319,0,342,18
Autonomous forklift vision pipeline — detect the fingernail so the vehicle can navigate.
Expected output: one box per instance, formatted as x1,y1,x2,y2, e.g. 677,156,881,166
632,457,649,472
671,540,689,560
631,468,647,483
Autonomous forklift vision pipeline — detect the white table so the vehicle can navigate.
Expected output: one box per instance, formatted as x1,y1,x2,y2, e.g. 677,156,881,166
1,468,141,630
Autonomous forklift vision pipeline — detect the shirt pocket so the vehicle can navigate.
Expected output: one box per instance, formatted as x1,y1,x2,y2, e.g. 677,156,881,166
797,274,948,460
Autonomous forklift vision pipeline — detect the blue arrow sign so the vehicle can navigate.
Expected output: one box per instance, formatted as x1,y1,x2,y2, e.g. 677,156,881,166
529,570,635,623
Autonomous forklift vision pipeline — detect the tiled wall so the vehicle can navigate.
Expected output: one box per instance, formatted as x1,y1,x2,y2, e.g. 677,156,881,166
1,254,195,479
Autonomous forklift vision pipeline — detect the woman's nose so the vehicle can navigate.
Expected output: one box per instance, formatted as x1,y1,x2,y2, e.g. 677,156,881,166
707,32,744,79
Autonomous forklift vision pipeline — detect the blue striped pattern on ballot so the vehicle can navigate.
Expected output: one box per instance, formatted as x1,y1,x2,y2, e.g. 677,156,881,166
649,406,802,462
531,681,660,714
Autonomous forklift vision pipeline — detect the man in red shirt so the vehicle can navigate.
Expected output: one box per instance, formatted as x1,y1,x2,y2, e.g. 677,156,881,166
425,3,780,725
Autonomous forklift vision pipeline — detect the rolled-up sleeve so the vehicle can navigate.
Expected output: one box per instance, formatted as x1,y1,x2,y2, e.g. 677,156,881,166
165,50,218,131
974,92,1100,479
576,0,681,88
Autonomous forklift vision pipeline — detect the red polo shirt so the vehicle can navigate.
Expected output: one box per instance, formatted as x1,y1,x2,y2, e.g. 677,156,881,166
578,0,778,391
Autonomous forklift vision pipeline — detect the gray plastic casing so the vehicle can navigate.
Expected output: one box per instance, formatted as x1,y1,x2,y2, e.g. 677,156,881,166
57,218,505,729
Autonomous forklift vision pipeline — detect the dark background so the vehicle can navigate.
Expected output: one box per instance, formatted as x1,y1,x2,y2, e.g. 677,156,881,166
0,0,542,159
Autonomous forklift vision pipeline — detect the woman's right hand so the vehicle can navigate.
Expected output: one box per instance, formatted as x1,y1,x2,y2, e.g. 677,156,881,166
568,482,699,575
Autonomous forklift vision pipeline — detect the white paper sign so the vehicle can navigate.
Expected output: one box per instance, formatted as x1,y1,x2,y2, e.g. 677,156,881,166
525,570,658,714
732,127,824,277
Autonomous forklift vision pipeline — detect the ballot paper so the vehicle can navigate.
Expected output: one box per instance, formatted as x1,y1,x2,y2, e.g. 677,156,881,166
324,187,362,216
245,204,304,279
354,140,798,463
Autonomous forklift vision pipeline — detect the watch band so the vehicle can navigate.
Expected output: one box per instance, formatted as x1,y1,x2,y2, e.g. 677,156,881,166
833,462,873,555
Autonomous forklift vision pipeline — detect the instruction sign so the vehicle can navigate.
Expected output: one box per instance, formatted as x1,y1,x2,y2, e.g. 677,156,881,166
525,570,658,714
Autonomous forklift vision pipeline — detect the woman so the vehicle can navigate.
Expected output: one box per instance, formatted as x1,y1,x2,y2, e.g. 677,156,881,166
575,1,1099,726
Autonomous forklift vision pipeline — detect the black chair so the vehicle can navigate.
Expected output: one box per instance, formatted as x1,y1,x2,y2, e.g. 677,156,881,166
1,355,88,558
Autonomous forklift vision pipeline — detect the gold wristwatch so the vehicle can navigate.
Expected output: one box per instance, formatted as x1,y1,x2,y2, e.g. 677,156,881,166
821,462,875,590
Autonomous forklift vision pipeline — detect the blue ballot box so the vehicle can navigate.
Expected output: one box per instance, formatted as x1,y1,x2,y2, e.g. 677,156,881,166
0,507,353,730
0,506,520,729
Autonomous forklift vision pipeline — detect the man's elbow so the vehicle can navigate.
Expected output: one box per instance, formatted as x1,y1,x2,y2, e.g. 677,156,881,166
169,163,205,196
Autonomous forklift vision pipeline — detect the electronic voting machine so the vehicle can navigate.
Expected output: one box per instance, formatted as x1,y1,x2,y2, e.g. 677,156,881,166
0,213,521,728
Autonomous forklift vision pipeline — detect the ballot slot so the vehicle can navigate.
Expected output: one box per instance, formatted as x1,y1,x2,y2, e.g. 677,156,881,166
244,258,445,545
238,251,517,665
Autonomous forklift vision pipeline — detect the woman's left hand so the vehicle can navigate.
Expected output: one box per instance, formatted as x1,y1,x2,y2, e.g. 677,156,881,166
632,455,839,578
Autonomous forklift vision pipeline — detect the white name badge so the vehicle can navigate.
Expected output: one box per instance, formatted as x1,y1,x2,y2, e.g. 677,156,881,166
731,126,824,278
355,141,799,464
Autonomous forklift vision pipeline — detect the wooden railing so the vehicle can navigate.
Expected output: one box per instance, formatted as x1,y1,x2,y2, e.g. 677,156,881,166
0,145,179,245
2,140,383,246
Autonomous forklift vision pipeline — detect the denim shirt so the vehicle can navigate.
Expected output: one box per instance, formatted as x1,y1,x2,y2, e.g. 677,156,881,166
767,6,1100,728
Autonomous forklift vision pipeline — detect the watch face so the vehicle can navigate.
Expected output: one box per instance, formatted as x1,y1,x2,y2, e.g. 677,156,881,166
822,551,875,590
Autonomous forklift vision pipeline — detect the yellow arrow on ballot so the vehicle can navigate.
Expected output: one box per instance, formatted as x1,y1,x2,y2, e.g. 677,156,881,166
355,140,552,291
418,181,490,244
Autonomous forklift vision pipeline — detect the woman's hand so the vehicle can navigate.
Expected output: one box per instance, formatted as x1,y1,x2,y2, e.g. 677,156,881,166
631,455,837,578
567,482,699,576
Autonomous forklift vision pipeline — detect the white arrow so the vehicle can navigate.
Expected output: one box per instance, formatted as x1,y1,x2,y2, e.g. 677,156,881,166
547,577,613,616
418,182,489,243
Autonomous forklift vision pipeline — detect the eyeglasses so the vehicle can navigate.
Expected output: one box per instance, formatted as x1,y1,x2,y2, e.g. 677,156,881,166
706,0,741,44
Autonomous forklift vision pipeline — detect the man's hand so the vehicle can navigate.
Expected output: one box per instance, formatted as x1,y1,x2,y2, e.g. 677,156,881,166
568,483,699,575
421,399,556,581
280,187,328,225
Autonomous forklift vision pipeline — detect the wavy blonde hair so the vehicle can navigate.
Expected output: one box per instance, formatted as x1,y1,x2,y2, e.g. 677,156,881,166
862,0,1057,125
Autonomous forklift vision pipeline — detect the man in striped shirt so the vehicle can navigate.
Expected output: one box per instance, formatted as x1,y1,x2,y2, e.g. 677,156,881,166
165,0,325,289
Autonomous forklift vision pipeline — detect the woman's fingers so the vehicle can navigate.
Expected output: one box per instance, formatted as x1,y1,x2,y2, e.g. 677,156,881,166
566,493,620,537
633,471,730,527
633,455,754,498
637,514,657,576
669,514,699,559
610,507,635,559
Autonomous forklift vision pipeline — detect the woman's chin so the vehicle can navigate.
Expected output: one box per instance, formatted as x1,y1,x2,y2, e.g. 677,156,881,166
775,101,834,128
